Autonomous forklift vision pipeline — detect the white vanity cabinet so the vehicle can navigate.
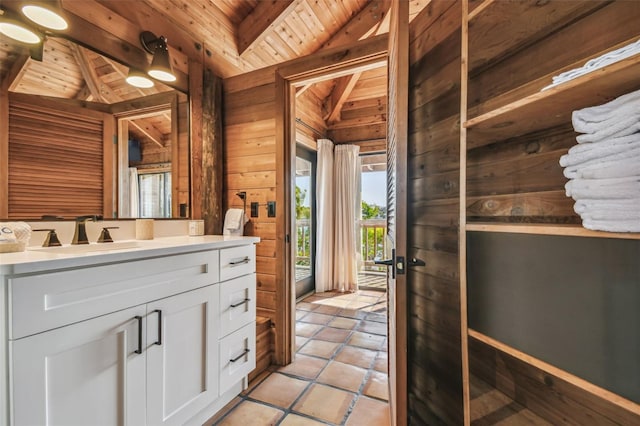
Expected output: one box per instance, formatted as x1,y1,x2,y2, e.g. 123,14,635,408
0,236,258,426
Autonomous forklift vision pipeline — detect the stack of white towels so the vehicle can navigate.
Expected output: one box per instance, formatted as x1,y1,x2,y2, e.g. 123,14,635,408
561,89,640,232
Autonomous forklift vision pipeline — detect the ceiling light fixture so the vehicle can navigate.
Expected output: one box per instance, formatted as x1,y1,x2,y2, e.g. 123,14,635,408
21,2,68,31
140,31,176,83
126,68,155,88
0,9,42,44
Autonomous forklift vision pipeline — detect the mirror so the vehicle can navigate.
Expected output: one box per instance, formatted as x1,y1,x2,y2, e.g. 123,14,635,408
1,35,190,219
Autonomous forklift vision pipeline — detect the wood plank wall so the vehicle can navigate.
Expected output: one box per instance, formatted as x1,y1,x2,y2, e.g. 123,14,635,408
224,67,279,372
465,1,640,423
407,1,464,424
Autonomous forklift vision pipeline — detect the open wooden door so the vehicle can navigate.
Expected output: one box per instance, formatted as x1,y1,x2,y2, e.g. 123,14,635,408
385,1,409,425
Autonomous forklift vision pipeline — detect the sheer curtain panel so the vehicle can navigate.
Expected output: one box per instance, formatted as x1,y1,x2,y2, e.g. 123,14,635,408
315,139,335,292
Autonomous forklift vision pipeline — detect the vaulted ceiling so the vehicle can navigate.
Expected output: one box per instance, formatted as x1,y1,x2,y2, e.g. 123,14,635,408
1,0,432,145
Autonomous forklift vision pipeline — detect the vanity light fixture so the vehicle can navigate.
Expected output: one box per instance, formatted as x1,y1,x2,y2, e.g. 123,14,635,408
126,68,155,88
21,2,68,31
140,31,176,83
0,9,42,44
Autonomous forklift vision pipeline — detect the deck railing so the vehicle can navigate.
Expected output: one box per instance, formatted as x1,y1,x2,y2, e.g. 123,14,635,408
294,218,387,272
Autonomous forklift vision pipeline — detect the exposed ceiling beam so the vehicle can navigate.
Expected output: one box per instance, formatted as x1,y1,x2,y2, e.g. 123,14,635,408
320,0,391,51
74,84,94,101
129,118,165,147
295,84,312,98
324,72,362,123
237,0,296,56
69,43,106,102
3,54,31,92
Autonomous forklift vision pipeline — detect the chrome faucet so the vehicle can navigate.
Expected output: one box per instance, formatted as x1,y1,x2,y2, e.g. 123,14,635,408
72,215,102,245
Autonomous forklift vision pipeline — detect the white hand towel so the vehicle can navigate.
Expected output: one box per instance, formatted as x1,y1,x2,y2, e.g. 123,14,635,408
574,198,640,214
572,87,640,123
582,218,640,232
562,147,640,179
560,135,640,167
572,110,640,134
223,208,247,236
565,177,640,199
575,117,640,143
580,209,640,221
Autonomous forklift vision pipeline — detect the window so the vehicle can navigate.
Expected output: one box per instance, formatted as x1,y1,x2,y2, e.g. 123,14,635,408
138,172,171,218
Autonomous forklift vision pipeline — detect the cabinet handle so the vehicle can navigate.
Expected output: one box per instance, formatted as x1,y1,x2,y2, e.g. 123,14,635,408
230,348,250,363
134,316,143,354
154,309,162,346
229,256,250,266
230,298,251,308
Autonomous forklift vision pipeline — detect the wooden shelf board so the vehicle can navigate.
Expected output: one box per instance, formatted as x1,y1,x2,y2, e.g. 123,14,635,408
464,53,640,148
467,329,640,416
465,222,640,240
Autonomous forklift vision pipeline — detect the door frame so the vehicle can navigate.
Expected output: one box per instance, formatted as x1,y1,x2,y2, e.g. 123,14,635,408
274,35,388,365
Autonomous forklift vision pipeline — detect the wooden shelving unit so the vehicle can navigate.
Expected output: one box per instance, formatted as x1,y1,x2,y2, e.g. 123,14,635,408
461,1,640,424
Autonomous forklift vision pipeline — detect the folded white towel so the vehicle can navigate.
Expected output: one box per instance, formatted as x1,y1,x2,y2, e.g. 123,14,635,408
582,218,640,232
542,40,640,91
565,177,640,199
566,133,640,157
574,198,640,214
572,88,640,124
575,117,640,143
562,147,640,179
560,135,640,167
580,209,640,221
223,208,247,236
573,110,640,134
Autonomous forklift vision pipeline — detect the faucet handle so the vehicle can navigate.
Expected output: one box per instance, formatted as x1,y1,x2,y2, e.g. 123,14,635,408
33,229,62,247
98,227,119,243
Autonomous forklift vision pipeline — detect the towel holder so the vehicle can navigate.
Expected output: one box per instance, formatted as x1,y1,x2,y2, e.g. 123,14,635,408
236,192,247,212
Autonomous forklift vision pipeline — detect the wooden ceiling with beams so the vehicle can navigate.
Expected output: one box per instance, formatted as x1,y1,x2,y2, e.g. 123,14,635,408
1,0,432,148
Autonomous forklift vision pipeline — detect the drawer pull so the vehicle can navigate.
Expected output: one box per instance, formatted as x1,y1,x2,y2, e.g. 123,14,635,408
229,256,250,266
230,298,251,308
154,309,162,346
134,316,143,354
230,348,250,363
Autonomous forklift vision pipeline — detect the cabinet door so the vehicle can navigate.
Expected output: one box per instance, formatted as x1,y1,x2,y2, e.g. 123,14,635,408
146,285,219,426
11,305,147,426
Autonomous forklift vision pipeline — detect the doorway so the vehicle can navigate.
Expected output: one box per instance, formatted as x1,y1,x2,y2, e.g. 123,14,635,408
294,146,317,300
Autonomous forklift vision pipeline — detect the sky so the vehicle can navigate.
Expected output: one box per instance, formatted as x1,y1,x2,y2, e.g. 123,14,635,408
296,171,387,207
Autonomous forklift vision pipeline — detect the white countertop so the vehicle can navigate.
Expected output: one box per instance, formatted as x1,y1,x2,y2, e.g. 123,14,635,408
0,235,260,275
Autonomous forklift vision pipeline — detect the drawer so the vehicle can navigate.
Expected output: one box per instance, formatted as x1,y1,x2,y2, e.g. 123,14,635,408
219,274,256,338
219,322,256,394
219,245,255,282
8,250,219,340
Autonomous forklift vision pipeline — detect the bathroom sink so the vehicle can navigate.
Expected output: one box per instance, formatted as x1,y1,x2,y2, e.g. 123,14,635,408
29,240,141,254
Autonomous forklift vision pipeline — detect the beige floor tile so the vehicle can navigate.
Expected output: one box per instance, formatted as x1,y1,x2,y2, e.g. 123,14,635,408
361,302,388,314
313,304,341,315
296,310,308,320
202,396,242,425
357,320,388,336
279,413,327,426
359,290,386,298
314,298,352,308
298,339,341,359
365,312,387,323
217,400,284,426
317,360,367,392
278,354,328,380
373,351,388,373
300,312,334,325
363,371,389,401
328,316,359,330
335,345,377,369
296,322,323,338
314,326,351,343
337,308,362,319
346,300,374,310
296,336,309,351
296,302,317,312
292,383,354,424
249,373,309,409
345,396,390,426
348,331,386,350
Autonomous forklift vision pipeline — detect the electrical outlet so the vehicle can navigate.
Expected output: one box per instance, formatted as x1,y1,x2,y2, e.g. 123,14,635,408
251,202,259,217
267,201,276,217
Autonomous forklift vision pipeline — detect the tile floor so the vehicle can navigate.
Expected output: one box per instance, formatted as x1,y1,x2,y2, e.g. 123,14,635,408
207,290,390,426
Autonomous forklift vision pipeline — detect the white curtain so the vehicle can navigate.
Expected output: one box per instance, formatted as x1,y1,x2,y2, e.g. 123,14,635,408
315,139,334,292
128,167,139,218
333,144,361,292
